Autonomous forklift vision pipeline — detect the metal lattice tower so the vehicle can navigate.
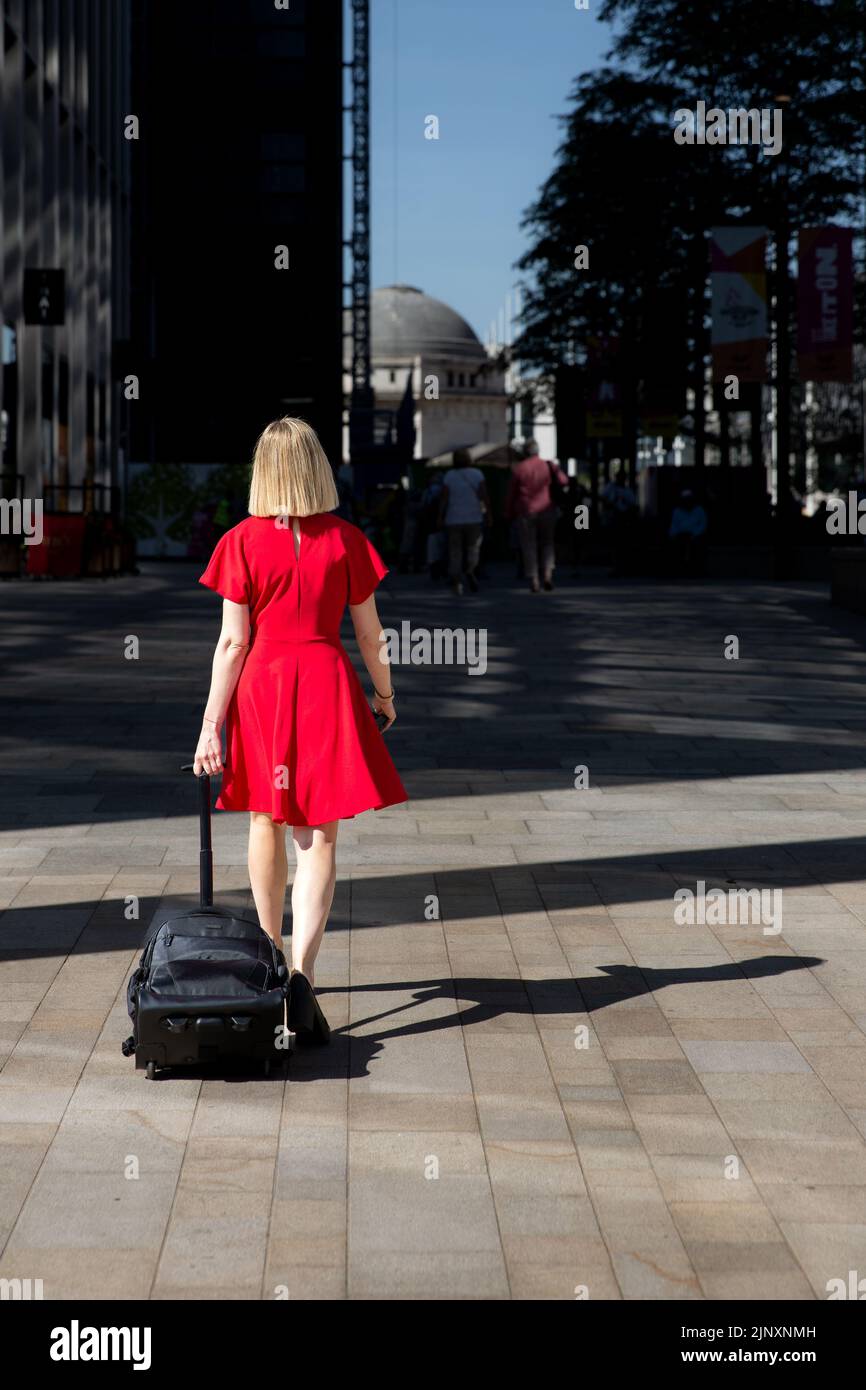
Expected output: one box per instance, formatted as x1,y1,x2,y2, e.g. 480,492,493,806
348,0,373,445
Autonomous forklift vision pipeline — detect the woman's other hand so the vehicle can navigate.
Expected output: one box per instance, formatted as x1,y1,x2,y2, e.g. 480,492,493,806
372,694,396,731
193,720,223,776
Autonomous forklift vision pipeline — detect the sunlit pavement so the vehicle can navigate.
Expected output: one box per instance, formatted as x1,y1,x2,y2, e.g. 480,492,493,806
2,561,866,1299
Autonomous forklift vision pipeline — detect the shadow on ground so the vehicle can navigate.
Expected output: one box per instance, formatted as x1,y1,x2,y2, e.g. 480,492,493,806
4,570,866,833
116,953,825,1083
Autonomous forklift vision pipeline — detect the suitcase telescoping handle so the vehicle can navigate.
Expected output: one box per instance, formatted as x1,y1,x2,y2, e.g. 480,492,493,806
180,764,215,909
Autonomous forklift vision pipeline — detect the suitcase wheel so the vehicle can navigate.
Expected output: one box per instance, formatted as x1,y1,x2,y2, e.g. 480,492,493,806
146,1060,158,1081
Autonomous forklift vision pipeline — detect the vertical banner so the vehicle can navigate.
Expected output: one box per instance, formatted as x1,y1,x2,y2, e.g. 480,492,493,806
585,335,622,438
640,287,687,439
710,227,768,382
798,226,853,382
553,364,584,460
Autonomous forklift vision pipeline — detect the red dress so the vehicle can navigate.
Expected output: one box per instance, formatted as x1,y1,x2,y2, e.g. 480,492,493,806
199,513,408,826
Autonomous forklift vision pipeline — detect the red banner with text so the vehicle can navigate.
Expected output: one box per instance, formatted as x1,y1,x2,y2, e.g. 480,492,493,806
798,226,853,382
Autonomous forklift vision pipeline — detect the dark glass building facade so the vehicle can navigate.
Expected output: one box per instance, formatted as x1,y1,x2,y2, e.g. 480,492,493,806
0,0,132,506
129,0,344,482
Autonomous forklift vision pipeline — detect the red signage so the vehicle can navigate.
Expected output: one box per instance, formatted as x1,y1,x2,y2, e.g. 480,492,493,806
25,514,86,577
798,227,853,382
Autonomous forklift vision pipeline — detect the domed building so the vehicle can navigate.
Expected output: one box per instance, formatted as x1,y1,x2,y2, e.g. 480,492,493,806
345,285,508,462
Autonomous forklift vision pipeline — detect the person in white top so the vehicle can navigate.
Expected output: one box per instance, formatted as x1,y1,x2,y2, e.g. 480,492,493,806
437,448,491,595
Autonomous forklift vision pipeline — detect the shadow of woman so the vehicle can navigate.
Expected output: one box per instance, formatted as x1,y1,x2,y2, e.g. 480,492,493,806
288,953,824,1081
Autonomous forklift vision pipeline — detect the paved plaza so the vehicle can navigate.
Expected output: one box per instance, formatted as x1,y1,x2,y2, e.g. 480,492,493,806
2,562,866,1300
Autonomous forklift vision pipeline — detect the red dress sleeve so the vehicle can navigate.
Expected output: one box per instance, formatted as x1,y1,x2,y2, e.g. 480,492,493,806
345,524,388,605
199,526,251,604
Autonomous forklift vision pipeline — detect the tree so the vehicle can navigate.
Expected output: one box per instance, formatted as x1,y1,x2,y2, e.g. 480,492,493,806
516,69,733,474
517,1,864,486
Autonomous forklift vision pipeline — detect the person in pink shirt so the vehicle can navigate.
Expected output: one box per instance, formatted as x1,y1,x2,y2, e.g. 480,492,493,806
504,440,569,592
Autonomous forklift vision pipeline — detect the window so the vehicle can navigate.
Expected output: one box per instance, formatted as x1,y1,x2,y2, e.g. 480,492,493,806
255,32,305,59
261,133,305,161
258,164,305,194
2,327,18,473
42,346,54,421
58,357,69,425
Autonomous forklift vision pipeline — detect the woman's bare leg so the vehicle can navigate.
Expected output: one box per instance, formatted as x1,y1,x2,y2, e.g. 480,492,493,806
290,820,339,985
248,812,288,951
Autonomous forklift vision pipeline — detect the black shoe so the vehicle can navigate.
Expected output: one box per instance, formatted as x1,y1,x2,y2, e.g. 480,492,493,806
465,571,479,593
543,578,554,592
288,970,331,1046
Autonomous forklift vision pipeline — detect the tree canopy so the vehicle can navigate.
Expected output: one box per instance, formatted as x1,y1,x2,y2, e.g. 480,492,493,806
516,0,864,383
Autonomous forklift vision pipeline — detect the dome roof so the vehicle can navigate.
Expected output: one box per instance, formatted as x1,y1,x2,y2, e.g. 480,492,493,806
371,285,484,362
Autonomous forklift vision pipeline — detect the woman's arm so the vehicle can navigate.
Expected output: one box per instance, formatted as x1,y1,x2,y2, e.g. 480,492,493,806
349,593,397,729
193,598,251,775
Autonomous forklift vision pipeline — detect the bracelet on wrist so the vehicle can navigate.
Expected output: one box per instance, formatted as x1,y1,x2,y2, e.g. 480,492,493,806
373,686,395,701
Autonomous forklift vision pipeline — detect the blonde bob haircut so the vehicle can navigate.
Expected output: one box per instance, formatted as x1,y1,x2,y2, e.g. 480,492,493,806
248,417,340,517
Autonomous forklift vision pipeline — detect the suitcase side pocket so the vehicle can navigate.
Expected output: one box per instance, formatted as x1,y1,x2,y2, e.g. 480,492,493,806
126,965,146,1021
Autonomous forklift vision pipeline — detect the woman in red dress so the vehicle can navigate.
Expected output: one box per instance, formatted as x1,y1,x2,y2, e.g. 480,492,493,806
192,418,408,1043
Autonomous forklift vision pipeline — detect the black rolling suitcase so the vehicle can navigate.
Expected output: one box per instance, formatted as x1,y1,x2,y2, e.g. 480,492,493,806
122,767,289,1079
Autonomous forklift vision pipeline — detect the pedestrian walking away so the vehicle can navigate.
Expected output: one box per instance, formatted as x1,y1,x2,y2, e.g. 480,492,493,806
601,468,639,576
438,447,491,595
505,439,568,592
193,417,409,1044
668,487,708,578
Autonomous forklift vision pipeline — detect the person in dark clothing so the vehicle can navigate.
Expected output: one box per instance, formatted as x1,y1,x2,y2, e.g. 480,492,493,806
668,489,708,576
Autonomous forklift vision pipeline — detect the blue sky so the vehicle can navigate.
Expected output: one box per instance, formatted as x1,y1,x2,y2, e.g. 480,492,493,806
364,0,614,343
